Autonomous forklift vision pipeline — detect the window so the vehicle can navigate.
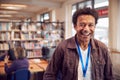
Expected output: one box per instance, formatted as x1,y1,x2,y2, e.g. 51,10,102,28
72,5,77,15
72,0,92,13
94,0,109,46
78,0,92,8
94,18,109,46
94,0,108,8
40,13,50,22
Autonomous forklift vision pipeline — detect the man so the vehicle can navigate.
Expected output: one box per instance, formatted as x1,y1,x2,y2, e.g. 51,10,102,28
43,7,114,80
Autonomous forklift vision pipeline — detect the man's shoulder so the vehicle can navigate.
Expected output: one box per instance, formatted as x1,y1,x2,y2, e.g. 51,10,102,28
92,38,108,50
59,37,75,45
57,37,75,48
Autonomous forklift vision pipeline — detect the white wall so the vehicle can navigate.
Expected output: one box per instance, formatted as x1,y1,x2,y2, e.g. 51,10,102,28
53,0,83,39
109,0,120,52
111,52,120,78
109,0,120,78
52,4,72,39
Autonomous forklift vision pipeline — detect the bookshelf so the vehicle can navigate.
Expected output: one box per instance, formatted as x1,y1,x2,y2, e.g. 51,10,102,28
0,21,65,58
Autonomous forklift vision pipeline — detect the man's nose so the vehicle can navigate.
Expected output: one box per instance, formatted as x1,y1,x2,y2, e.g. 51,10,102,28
83,25,89,30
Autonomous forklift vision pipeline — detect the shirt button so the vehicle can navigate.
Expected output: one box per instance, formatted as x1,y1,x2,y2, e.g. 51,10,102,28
97,61,100,64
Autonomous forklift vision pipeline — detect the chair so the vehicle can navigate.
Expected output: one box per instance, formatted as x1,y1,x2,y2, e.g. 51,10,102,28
11,69,31,80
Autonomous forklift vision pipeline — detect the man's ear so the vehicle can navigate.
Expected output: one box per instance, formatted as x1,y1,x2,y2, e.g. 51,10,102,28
74,25,77,29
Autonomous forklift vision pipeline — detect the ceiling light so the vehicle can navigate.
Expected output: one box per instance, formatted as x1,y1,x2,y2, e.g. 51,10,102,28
4,6,23,10
1,4,27,8
0,15,12,17
0,19,21,22
0,19,10,21
0,10,18,14
0,4,27,10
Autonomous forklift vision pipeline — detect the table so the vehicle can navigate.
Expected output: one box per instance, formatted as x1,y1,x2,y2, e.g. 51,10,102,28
29,59,48,72
29,59,48,80
0,59,48,80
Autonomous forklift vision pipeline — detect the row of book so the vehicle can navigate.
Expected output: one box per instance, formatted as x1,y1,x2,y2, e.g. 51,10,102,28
0,39,60,51
0,31,63,41
26,50,42,58
0,22,64,31
24,42,42,49
0,23,12,31
23,39,61,49
0,32,11,40
0,43,9,50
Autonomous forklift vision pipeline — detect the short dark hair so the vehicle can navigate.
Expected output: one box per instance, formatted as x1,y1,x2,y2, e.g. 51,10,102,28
72,7,98,26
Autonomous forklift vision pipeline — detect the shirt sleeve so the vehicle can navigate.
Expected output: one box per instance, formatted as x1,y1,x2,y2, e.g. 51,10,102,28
43,43,64,80
4,61,17,74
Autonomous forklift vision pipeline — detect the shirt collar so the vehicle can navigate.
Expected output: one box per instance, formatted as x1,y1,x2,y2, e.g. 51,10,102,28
67,35,97,51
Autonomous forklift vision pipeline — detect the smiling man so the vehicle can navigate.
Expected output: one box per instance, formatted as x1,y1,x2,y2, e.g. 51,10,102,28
43,7,114,80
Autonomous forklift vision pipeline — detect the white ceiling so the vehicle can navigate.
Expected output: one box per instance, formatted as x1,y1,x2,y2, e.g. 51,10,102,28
0,0,67,22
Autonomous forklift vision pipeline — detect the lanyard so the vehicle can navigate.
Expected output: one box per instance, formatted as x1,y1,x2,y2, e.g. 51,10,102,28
76,40,91,77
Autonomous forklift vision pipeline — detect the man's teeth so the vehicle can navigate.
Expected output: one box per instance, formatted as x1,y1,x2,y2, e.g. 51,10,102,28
83,33,90,36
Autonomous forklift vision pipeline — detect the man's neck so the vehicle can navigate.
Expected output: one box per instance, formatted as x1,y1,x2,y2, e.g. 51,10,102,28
77,39,89,50
80,42,88,50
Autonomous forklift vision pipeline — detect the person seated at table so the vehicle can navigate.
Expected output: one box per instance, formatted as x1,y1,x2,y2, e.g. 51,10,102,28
7,42,16,61
4,46,29,80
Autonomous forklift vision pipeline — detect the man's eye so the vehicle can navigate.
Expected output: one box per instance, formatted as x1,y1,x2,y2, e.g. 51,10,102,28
79,23,85,27
89,24,94,27
78,23,95,27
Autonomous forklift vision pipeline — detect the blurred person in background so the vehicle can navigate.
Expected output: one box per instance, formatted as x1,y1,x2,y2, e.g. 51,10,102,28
4,46,29,80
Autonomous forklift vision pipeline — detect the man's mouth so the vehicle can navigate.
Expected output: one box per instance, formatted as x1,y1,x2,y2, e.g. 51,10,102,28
81,31,90,36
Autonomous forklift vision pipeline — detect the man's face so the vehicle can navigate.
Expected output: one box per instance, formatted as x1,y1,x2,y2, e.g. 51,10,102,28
74,15,95,43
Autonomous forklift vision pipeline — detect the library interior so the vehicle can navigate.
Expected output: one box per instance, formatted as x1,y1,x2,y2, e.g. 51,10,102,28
0,0,120,80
